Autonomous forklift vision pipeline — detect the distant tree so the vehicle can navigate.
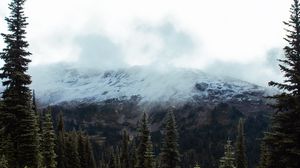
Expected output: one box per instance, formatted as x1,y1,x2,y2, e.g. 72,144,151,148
85,136,97,168
56,113,66,168
160,109,181,168
264,0,300,167
236,119,247,168
219,140,236,168
0,0,40,166
65,132,80,168
136,113,151,168
121,130,130,168
41,109,57,168
78,131,88,168
129,140,137,168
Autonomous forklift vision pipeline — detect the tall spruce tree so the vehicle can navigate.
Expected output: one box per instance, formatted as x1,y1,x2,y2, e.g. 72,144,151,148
264,0,300,167
236,119,247,168
56,113,66,168
0,0,39,167
219,140,236,168
160,109,180,168
136,113,151,168
41,109,57,168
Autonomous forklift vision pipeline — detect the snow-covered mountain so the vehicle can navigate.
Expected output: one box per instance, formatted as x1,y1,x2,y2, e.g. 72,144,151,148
30,65,269,105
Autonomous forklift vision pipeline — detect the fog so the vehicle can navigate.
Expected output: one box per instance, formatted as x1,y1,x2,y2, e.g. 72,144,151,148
0,0,291,86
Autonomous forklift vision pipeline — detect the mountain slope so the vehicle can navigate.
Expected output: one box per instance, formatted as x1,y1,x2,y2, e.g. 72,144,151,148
30,65,269,105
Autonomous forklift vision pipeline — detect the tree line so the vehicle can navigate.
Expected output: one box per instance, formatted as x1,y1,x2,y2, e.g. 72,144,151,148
0,0,299,167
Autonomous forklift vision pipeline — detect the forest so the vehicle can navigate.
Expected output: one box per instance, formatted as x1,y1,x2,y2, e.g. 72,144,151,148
0,0,300,168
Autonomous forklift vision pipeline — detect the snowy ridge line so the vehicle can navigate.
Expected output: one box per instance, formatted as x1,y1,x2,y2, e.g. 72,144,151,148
27,65,268,105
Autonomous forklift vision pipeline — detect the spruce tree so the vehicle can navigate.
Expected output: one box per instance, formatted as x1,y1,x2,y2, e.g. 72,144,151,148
85,137,97,168
56,113,66,168
264,0,300,167
257,141,271,168
129,140,137,168
236,119,247,168
219,140,236,168
160,109,180,168
136,113,151,168
121,130,130,168
65,132,80,168
78,131,88,168
41,109,57,168
0,0,39,167
144,135,155,168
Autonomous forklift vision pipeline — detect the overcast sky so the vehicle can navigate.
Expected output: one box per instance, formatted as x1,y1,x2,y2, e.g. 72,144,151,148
0,0,293,86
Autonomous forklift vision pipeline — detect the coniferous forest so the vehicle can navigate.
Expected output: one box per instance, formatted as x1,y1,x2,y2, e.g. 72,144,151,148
0,0,300,168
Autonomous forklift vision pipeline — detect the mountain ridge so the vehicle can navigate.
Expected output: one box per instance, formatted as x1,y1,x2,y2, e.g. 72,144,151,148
29,65,271,106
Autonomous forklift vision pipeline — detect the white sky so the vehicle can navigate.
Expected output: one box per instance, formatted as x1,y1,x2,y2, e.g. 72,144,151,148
0,0,293,86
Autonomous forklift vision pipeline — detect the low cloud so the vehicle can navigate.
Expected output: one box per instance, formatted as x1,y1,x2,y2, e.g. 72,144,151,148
204,48,284,86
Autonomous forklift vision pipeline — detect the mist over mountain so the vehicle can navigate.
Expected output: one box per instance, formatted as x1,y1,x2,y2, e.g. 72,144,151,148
29,64,271,106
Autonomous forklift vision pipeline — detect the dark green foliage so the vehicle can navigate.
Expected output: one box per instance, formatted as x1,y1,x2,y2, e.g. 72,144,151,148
136,113,151,168
257,142,271,168
41,109,57,168
264,0,300,167
0,0,40,167
129,140,137,168
236,119,247,168
144,136,155,168
194,163,201,168
219,140,236,168
78,131,88,168
17,108,40,168
160,109,180,168
121,130,130,168
85,137,97,168
51,100,269,168
56,113,66,168
65,132,80,168
0,155,8,168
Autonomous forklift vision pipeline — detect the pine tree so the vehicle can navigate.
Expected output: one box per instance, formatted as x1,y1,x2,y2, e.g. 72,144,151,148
65,132,80,168
85,137,97,168
121,130,130,168
144,135,154,168
219,140,236,168
264,0,300,167
41,109,57,168
33,92,43,168
0,0,39,167
136,113,151,168
129,140,137,168
160,109,181,168
236,119,247,168
257,141,271,168
56,113,66,168
78,131,88,168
